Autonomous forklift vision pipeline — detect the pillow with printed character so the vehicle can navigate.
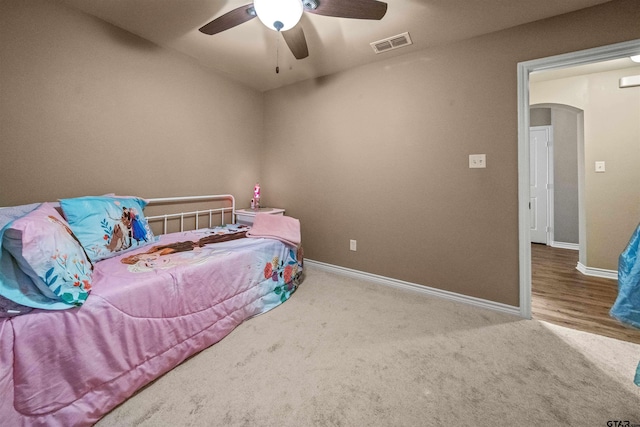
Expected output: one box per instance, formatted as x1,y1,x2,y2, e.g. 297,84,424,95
60,195,155,262
2,203,93,306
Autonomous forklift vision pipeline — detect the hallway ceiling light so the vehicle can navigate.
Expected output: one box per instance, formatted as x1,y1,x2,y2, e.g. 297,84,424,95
631,54,640,63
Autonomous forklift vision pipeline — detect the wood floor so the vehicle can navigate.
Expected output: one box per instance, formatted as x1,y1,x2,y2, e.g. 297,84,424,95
531,243,640,344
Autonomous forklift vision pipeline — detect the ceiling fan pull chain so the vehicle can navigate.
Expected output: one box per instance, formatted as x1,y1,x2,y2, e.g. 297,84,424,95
276,31,280,74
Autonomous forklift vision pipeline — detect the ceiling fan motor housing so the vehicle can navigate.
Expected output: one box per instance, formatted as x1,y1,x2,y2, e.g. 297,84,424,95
303,0,319,10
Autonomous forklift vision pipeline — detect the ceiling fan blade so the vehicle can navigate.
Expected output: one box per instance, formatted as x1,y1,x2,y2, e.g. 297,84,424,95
199,4,256,35
305,0,387,20
282,25,309,60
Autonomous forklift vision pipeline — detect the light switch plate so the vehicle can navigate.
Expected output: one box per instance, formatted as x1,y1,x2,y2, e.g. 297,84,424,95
469,154,486,168
595,161,605,173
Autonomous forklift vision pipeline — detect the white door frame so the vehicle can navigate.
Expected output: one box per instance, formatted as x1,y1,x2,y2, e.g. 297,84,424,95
516,38,640,319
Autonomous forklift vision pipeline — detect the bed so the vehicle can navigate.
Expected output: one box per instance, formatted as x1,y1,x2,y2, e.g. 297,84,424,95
0,194,303,426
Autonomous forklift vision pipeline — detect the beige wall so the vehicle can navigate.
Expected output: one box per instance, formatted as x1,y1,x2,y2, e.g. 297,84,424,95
263,0,640,306
551,107,581,245
0,0,264,206
531,66,640,271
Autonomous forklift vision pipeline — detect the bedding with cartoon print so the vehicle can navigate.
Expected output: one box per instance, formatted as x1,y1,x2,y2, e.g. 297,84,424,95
0,227,303,426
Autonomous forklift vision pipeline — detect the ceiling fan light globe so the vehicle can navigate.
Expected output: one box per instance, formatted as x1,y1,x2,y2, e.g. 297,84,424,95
254,0,303,31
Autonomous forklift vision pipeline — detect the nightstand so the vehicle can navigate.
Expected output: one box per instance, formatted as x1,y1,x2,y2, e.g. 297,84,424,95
235,208,285,225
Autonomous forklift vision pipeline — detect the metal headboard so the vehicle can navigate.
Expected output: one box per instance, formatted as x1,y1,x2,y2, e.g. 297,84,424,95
145,194,236,234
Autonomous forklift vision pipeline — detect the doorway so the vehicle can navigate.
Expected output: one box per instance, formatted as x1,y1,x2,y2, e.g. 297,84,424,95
516,38,640,319
529,104,584,251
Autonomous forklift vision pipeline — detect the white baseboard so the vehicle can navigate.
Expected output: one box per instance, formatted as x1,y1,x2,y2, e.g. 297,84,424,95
305,259,522,317
550,241,579,250
576,262,618,280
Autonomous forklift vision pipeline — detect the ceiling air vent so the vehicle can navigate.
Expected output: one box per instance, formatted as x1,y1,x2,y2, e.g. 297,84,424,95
370,32,412,54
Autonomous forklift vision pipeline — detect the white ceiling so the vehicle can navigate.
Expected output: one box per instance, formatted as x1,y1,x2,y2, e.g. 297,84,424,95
59,0,615,92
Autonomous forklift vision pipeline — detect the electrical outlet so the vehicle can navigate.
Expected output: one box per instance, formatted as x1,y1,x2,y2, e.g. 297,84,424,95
350,240,357,251
469,154,486,168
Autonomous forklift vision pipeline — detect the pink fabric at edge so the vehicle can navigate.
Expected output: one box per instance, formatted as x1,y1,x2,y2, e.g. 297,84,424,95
246,213,301,248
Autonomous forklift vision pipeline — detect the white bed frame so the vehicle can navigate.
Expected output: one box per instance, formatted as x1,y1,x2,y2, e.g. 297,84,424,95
145,194,236,234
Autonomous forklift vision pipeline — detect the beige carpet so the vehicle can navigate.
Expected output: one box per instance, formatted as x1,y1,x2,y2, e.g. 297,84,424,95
98,266,640,426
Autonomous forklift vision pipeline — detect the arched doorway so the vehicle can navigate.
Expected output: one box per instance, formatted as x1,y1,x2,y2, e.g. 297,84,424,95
529,103,583,254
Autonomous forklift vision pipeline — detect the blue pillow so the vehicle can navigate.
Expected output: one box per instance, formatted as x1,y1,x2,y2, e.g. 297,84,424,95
3,203,92,306
60,196,155,262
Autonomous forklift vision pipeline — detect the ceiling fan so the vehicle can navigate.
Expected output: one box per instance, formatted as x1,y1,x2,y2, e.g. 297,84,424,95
198,0,388,60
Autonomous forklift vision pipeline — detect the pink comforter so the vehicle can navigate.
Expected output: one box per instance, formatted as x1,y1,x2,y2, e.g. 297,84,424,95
0,231,302,426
